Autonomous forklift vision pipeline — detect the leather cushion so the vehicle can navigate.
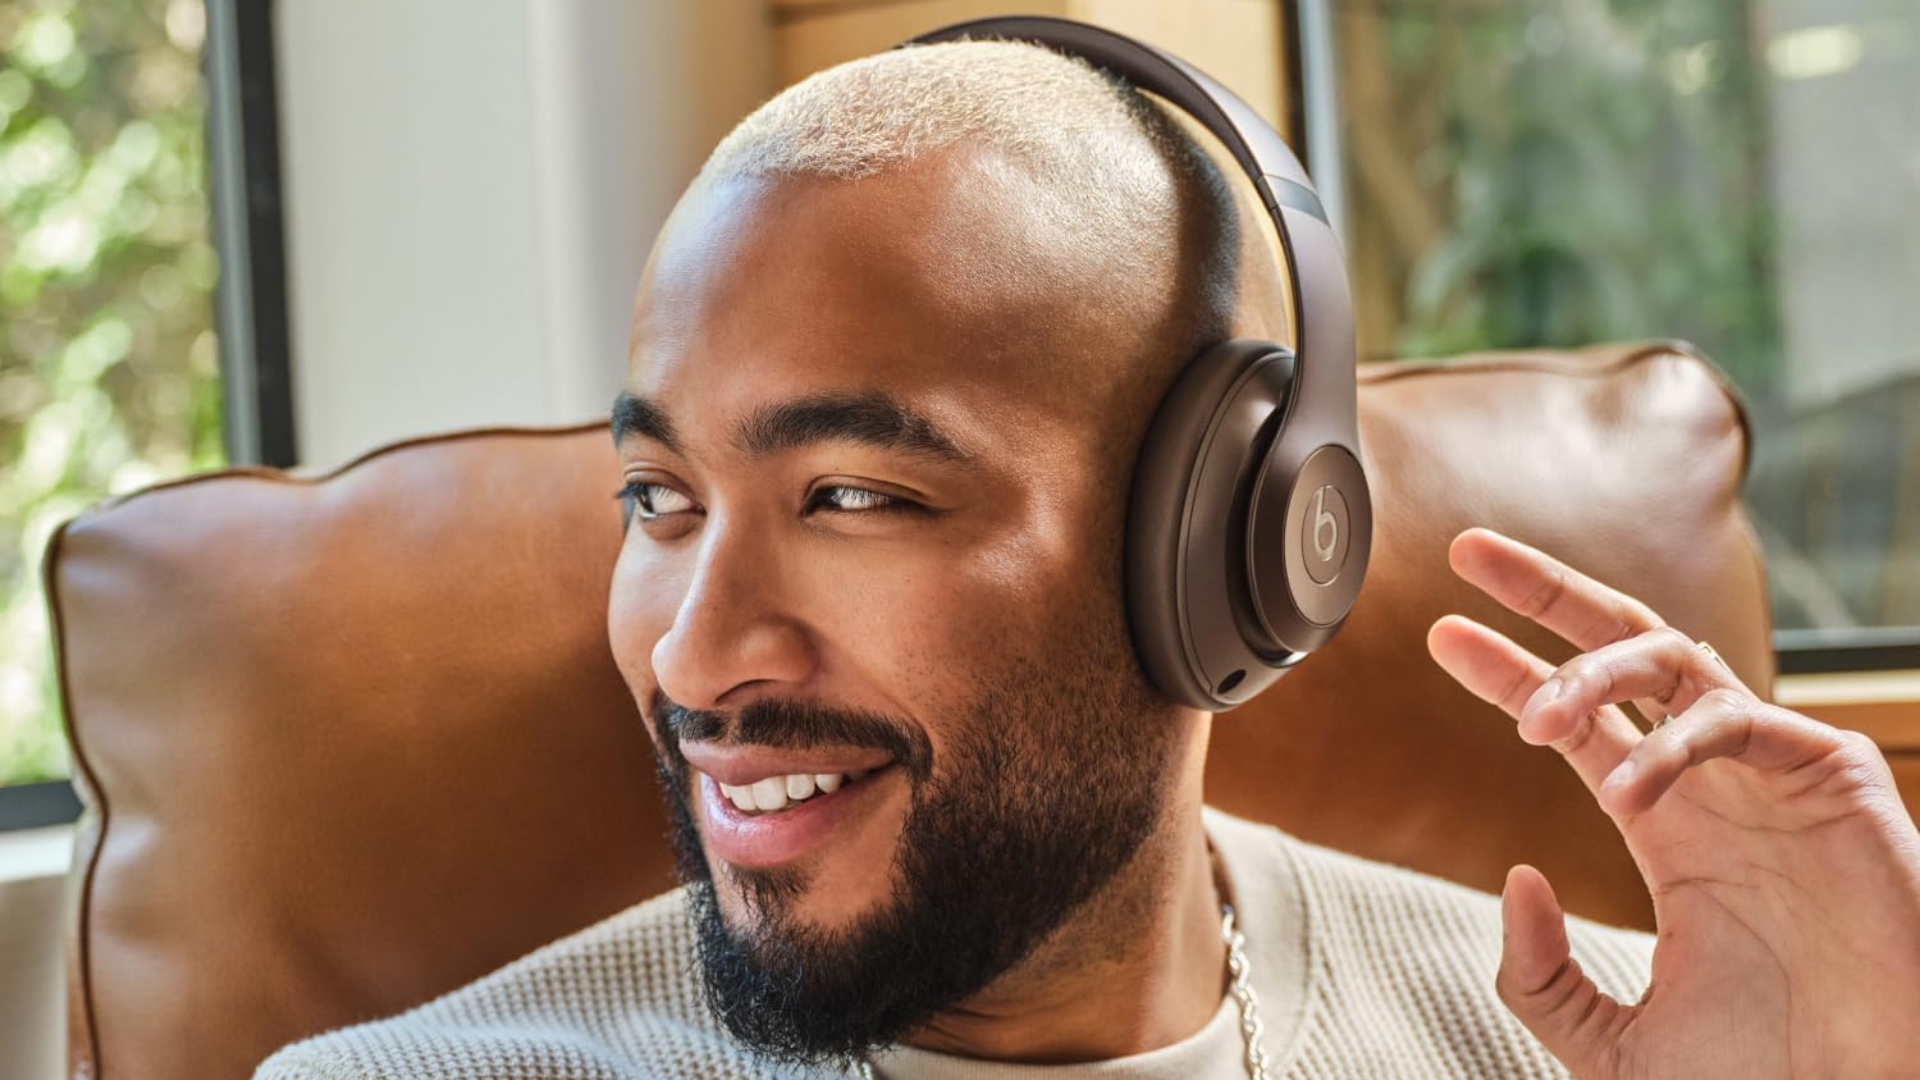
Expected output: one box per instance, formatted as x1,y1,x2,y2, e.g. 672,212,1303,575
45,340,1768,1080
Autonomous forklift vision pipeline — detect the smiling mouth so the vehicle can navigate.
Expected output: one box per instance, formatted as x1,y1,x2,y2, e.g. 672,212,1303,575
713,767,888,815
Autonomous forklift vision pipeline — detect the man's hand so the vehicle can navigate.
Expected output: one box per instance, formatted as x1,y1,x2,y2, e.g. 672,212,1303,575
1426,527,1920,1080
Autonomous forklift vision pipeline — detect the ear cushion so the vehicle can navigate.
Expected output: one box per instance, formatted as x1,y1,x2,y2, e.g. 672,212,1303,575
1126,339,1299,709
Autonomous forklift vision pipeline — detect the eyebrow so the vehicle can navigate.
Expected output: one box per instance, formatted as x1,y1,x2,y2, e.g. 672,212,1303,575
611,391,681,453
610,389,973,466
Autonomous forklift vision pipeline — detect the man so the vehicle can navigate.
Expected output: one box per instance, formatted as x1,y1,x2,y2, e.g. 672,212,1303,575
259,36,1920,1080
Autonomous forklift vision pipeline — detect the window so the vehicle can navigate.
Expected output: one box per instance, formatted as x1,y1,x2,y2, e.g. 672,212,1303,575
0,0,221,795
1325,0,1919,671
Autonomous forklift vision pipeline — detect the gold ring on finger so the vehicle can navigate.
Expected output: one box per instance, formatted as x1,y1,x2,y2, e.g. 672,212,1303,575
1655,639,1729,729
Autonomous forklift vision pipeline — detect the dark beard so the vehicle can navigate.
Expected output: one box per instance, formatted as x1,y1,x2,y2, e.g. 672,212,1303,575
649,614,1175,1070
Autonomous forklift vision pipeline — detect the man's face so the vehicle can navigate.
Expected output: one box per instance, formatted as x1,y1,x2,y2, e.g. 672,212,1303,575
608,149,1187,1063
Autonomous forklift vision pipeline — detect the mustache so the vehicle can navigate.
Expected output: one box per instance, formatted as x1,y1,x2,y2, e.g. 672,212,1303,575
651,689,934,783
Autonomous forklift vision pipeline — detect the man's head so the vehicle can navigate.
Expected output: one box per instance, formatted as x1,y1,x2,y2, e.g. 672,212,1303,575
607,38,1272,1066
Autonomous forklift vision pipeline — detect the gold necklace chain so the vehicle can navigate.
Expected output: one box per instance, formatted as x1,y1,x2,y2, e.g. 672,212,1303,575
1221,903,1274,1080
853,902,1271,1080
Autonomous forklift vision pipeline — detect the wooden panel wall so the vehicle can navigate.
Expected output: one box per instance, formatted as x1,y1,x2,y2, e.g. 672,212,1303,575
771,0,1294,133
767,0,1301,340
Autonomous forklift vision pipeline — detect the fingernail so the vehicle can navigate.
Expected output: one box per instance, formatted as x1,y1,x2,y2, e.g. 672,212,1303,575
1524,679,1563,716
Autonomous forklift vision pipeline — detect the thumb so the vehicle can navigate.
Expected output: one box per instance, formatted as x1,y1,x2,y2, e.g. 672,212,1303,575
1496,864,1626,1078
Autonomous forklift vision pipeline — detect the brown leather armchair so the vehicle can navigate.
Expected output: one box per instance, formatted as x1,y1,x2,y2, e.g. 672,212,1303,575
43,341,1773,1080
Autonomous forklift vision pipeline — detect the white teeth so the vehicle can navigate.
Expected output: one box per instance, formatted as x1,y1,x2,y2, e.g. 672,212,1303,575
751,777,789,811
713,770,867,814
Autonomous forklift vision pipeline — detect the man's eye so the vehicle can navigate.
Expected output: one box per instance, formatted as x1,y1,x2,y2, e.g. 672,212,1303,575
611,482,927,522
809,485,924,515
614,481,696,520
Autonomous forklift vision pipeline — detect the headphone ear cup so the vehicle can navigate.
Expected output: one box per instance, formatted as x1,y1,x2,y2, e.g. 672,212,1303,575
1126,339,1298,710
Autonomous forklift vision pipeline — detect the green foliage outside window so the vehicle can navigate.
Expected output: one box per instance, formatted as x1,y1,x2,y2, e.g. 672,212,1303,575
0,0,220,787
1340,0,1919,634
1344,1,1782,391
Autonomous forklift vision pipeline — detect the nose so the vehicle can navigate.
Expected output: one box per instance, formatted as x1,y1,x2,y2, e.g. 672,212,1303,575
647,513,815,714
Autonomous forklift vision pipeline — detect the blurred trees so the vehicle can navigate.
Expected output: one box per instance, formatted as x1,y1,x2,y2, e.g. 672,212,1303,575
1340,0,1782,395
0,0,219,786
1337,0,1920,632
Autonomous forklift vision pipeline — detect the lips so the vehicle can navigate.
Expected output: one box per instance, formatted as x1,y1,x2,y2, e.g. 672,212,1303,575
679,741,895,788
684,745,903,870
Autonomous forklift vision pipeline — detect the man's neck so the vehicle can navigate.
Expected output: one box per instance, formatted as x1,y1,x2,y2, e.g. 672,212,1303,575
900,788,1224,1063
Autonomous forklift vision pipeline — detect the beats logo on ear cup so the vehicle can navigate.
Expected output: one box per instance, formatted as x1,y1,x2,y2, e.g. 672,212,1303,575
1306,484,1347,579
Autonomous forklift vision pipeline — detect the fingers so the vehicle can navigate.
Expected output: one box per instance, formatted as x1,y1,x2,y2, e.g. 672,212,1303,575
1449,528,1666,654
1426,613,1557,715
1497,865,1629,1077
1444,591,1884,823
1523,625,1753,750
1597,692,1871,816
1428,614,1642,795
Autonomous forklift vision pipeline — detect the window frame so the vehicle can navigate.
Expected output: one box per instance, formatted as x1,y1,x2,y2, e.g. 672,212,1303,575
206,0,299,468
0,780,82,832
1776,631,1920,677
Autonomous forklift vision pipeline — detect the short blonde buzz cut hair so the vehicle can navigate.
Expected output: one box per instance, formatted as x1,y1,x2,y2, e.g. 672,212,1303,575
694,37,1243,346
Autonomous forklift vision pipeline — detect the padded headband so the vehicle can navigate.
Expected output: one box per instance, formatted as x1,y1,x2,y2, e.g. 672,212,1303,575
904,16,1359,460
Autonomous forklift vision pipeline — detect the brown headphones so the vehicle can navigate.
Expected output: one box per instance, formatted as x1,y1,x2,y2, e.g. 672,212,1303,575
905,17,1372,711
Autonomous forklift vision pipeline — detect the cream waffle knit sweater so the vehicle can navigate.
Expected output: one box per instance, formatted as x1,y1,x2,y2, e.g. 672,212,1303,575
256,809,1654,1079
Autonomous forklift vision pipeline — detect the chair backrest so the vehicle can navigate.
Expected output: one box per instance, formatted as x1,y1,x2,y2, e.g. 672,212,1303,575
44,341,1770,1080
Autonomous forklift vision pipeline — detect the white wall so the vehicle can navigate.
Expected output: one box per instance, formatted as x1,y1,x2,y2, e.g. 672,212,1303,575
0,826,75,1080
275,0,776,469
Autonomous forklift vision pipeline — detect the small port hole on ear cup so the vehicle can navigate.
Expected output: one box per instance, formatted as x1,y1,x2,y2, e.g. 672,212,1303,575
1217,669,1246,695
